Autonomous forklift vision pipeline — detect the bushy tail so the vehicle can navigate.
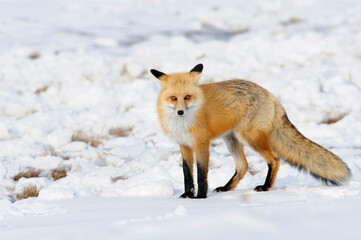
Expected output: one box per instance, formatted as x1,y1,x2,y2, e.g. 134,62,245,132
269,114,351,185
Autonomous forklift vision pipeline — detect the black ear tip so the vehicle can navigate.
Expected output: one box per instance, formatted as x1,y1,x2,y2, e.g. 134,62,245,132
190,63,203,73
150,69,166,79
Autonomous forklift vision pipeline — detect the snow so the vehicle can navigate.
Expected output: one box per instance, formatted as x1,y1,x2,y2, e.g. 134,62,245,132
0,0,361,239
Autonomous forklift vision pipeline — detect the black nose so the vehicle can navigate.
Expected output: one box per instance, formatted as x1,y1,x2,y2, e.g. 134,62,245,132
177,110,184,116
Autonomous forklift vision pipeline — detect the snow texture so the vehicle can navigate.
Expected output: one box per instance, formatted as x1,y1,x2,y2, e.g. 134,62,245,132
0,0,361,239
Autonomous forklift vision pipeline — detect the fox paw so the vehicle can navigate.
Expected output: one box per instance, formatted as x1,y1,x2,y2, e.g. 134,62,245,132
213,186,230,192
179,192,194,198
254,185,271,192
194,194,207,199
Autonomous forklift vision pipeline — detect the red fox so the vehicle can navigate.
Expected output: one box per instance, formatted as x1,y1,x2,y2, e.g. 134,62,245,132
150,64,351,198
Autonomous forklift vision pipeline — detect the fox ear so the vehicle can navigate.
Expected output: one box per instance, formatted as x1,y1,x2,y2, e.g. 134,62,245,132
189,64,203,85
190,64,203,74
150,69,167,80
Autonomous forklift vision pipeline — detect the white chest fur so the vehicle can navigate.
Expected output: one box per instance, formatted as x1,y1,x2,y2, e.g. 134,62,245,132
162,106,199,147
166,117,194,146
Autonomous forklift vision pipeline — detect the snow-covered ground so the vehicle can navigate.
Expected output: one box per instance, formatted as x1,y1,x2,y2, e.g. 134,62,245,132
0,0,361,239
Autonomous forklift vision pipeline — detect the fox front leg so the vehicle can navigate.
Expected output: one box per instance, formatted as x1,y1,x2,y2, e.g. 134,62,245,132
194,141,210,198
179,145,195,198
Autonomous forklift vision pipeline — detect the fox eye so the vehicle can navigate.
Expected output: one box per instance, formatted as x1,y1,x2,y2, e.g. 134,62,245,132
184,95,191,100
170,96,177,101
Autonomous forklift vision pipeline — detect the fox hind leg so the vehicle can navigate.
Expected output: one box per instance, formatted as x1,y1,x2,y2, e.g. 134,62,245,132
241,129,280,192
214,132,248,192
253,147,280,192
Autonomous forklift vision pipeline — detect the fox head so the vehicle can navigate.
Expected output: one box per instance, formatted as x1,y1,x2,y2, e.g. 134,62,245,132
151,64,204,117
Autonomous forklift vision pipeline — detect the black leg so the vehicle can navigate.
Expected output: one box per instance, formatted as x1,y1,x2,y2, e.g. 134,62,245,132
179,160,195,198
214,171,237,192
254,164,273,192
196,163,208,198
